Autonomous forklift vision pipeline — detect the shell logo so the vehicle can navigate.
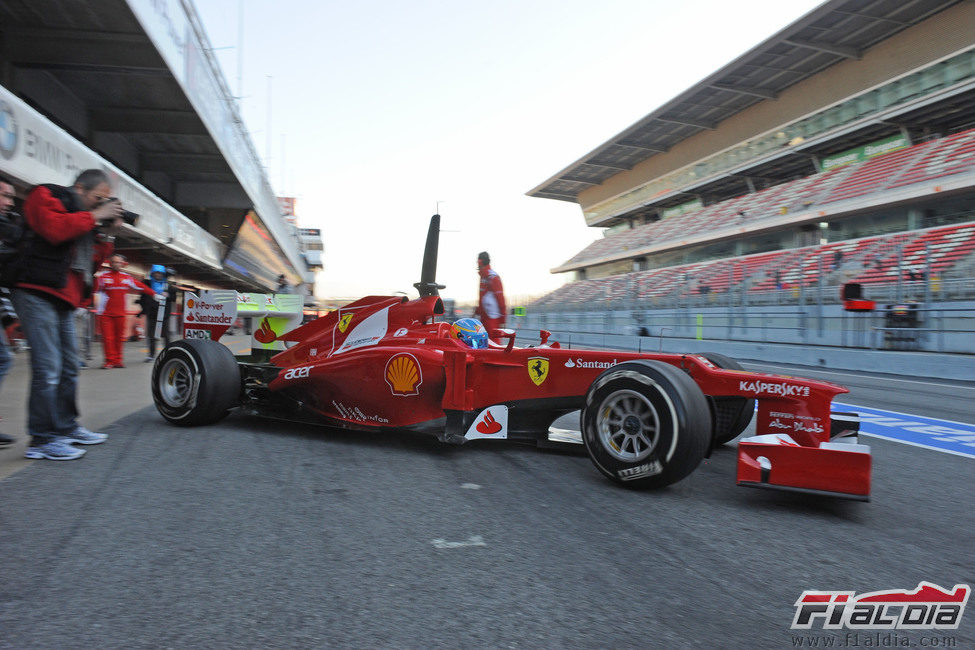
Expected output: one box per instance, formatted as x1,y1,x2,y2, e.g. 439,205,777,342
385,353,422,396
186,298,195,308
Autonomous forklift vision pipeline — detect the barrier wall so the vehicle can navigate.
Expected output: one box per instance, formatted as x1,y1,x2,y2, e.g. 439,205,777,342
516,331,975,381
515,300,975,379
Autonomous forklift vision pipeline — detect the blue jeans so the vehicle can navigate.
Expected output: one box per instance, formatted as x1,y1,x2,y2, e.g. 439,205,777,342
11,289,80,445
0,336,11,392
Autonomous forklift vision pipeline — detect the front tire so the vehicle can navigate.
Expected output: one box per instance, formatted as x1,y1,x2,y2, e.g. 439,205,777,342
581,360,711,489
152,339,241,426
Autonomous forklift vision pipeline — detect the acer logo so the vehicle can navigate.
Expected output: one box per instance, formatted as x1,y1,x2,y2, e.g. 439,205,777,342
283,366,311,380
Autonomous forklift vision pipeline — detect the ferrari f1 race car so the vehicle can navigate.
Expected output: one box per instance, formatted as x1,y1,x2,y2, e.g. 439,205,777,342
151,216,871,499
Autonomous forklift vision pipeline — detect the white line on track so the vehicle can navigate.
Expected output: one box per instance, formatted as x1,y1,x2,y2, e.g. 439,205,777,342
741,361,975,391
833,401,975,429
855,434,975,459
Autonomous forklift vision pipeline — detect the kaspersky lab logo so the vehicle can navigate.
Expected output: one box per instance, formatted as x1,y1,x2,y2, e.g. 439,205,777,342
792,582,970,630
0,100,18,160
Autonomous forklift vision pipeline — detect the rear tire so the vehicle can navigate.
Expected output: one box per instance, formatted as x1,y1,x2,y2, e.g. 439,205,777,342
699,352,755,445
152,339,240,426
581,360,711,489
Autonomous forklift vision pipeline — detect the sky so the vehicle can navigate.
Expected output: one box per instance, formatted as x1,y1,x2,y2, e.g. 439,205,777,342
193,0,824,305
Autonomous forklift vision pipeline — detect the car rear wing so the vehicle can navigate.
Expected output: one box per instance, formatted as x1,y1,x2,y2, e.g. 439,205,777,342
181,289,303,352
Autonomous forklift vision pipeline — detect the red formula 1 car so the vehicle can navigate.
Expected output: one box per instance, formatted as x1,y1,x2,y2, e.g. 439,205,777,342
151,216,870,499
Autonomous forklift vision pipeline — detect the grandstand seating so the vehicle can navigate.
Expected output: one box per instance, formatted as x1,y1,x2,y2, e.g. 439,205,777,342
888,129,975,189
695,250,797,293
558,128,975,270
634,262,712,298
774,166,859,215
536,221,975,306
821,144,929,204
852,224,975,285
533,276,614,306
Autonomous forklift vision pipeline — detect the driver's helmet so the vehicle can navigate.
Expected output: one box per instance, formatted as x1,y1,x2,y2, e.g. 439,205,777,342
450,318,488,349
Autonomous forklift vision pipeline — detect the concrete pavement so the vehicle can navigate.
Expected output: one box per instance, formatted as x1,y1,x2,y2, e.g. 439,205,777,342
0,335,249,480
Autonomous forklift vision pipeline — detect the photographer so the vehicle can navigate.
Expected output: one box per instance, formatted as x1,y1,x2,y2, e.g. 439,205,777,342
12,169,123,461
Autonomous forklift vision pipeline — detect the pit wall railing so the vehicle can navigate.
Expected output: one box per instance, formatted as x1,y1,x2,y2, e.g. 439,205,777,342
515,281,975,355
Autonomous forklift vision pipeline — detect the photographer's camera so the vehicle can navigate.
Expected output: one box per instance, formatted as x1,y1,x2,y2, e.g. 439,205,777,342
97,197,139,227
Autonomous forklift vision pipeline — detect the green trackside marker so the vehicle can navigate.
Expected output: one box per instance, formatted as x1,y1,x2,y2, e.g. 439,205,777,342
696,313,703,340
513,306,526,317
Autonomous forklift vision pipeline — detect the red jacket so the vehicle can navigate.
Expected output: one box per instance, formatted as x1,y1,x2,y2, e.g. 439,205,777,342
18,185,113,309
95,270,155,317
476,266,506,323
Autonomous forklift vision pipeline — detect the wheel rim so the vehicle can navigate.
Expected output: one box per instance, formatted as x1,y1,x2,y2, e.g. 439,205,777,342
596,389,660,462
159,357,194,408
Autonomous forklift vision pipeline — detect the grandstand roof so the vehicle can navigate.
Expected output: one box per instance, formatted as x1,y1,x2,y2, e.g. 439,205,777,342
527,0,966,204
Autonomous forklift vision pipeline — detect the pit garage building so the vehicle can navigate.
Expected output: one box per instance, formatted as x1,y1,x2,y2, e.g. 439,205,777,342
0,0,318,292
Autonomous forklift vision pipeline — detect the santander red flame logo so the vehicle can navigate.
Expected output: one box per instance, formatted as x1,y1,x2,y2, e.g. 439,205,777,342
254,317,277,344
475,410,503,435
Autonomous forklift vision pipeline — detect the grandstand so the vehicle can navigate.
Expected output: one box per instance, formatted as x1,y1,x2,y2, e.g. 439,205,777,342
527,0,975,326
532,220,974,307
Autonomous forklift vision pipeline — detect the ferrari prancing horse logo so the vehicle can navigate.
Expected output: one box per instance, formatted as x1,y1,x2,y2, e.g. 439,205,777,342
528,356,549,386
338,313,353,333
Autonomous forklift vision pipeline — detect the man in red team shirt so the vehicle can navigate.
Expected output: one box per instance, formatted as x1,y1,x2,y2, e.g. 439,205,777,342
95,254,156,368
12,169,124,460
474,251,506,337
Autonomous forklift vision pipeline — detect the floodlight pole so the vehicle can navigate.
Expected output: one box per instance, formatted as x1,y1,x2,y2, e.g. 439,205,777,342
237,0,244,100
265,75,273,172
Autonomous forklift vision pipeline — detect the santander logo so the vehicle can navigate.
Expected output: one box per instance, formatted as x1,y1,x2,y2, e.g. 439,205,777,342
475,410,503,435
254,317,276,344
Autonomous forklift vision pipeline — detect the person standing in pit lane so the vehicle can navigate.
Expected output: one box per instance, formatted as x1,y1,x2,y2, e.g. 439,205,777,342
0,174,17,448
276,273,294,294
139,264,175,361
13,168,123,461
95,254,157,369
474,251,506,337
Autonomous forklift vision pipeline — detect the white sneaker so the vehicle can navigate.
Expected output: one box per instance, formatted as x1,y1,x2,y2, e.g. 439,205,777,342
65,426,108,445
24,439,86,460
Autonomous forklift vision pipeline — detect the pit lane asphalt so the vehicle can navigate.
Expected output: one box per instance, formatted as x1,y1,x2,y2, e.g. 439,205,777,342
1,344,973,648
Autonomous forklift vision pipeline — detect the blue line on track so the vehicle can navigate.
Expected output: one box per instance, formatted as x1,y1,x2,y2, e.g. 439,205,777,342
834,402,975,459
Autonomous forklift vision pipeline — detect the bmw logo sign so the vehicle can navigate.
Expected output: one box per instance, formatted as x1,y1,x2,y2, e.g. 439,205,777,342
0,100,17,160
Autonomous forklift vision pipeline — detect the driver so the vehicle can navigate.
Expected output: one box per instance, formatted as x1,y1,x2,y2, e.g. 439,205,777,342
449,318,488,349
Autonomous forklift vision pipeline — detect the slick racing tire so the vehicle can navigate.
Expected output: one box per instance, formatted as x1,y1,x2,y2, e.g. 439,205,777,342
152,339,240,426
699,352,755,445
581,360,711,489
